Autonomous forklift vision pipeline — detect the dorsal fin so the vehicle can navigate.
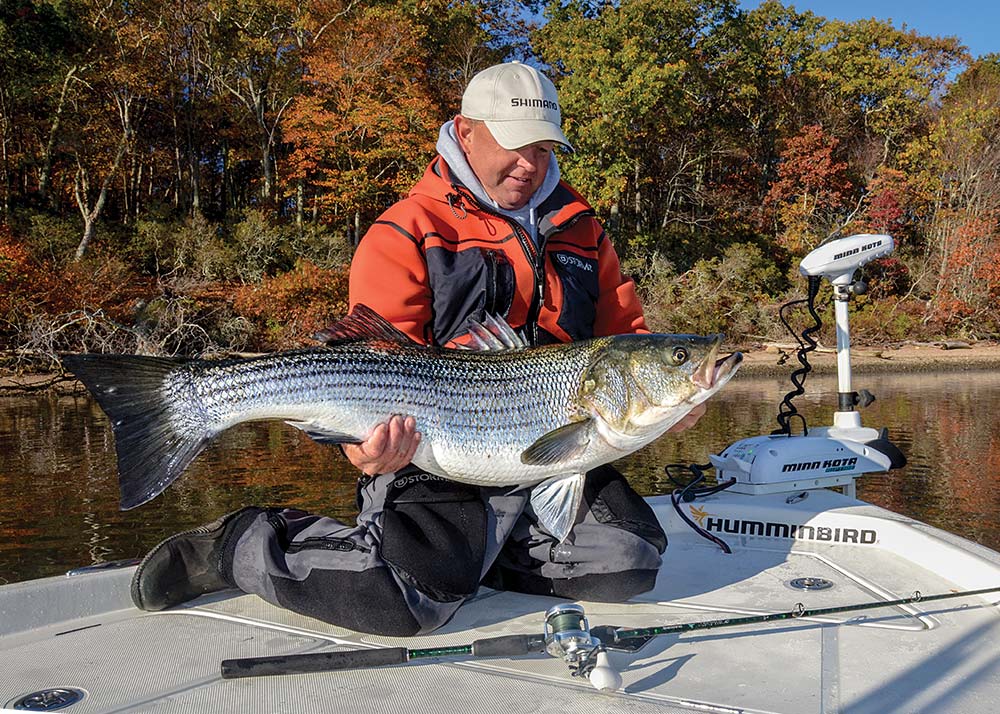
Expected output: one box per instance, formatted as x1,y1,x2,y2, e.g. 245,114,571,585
314,304,416,345
459,314,530,351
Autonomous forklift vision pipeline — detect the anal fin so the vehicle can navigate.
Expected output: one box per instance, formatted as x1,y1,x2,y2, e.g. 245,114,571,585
530,473,586,542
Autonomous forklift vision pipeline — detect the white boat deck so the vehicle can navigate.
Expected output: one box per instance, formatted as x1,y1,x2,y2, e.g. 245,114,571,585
3,489,999,714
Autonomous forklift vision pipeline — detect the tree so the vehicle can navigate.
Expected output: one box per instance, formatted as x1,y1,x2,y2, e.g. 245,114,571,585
420,0,536,112
70,0,169,259
200,0,312,206
284,1,439,235
764,123,853,253
705,1,826,203
909,56,1000,332
535,0,738,259
812,17,966,175
0,0,89,213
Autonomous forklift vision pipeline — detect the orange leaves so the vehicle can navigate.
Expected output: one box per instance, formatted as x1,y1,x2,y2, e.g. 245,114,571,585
952,214,1000,286
284,3,440,220
862,169,912,237
233,260,349,350
927,211,1000,331
0,231,48,327
0,227,149,353
764,124,853,253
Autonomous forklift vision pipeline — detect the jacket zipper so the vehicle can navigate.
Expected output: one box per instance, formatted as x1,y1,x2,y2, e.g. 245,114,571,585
450,186,548,345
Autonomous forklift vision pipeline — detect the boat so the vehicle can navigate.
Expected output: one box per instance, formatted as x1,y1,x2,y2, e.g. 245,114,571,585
3,235,999,713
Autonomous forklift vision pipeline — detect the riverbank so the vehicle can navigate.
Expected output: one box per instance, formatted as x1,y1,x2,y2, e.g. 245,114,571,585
2,340,999,394
736,340,1000,376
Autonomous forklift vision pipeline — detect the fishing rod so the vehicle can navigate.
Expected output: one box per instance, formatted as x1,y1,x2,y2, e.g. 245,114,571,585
220,586,1000,691
605,585,1000,641
221,603,624,691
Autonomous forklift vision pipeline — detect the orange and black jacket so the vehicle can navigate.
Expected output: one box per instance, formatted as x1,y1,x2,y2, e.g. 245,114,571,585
349,156,647,347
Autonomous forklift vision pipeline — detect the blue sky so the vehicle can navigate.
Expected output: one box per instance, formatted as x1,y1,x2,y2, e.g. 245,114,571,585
739,0,1000,59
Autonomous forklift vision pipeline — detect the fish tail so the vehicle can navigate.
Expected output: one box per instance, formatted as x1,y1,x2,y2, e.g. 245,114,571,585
61,353,211,510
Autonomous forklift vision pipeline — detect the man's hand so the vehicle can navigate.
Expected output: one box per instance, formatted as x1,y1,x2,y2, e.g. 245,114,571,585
667,402,707,433
342,415,421,476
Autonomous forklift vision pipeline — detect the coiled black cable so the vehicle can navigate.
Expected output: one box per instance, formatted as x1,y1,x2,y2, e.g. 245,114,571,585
772,275,823,436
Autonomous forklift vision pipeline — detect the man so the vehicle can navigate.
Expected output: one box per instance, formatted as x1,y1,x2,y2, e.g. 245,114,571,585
131,62,704,636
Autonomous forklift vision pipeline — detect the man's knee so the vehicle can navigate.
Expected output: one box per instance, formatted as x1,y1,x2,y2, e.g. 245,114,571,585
551,567,659,602
488,523,664,601
379,470,488,602
584,465,667,553
271,565,421,636
489,560,660,602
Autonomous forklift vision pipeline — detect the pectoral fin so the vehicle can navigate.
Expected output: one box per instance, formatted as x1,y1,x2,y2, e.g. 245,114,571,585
520,419,594,466
530,473,586,542
285,420,361,445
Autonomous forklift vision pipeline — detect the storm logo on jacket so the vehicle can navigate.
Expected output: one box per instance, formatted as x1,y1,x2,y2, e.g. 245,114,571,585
555,253,595,272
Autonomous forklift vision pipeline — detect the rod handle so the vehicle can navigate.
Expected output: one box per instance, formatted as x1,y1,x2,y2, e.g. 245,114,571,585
471,634,545,657
221,647,408,679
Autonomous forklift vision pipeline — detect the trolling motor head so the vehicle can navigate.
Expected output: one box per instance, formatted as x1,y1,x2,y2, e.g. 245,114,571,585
799,233,895,287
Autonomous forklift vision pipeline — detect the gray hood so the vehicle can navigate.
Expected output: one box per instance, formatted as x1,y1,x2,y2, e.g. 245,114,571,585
436,120,561,246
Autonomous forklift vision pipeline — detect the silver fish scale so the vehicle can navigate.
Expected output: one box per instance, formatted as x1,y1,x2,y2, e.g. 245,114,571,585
165,341,603,486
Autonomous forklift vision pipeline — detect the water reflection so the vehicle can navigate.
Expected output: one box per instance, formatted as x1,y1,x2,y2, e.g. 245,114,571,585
2,369,999,584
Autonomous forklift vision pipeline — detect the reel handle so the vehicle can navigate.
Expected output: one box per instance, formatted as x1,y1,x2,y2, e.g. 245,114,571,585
588,650,623,692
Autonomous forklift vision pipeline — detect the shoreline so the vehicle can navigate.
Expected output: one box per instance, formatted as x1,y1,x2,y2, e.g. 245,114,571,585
2,341,999,394
735,340,1000,376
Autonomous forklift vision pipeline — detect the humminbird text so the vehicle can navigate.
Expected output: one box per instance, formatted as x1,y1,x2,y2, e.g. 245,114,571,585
782,457,858,473
703,517,878,544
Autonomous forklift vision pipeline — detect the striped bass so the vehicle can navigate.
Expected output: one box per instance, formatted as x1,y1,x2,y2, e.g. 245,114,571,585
61,305,742,540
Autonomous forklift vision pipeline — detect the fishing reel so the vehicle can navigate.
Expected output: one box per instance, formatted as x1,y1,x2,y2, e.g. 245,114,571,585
543,604,623,692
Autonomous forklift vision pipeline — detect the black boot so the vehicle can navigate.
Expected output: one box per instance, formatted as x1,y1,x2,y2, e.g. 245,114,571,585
131,506,264,611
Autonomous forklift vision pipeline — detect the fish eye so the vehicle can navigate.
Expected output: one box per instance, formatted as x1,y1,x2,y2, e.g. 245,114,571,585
672,346,689,364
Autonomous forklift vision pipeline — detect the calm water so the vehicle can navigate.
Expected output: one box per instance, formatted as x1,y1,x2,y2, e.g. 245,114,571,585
2,370,1000,585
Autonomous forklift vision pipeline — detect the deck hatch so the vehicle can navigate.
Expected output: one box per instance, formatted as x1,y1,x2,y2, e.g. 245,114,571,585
9,687,85,711
788,576,835,591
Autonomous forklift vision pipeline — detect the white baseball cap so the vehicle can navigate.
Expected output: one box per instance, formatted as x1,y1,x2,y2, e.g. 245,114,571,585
461,62,572,151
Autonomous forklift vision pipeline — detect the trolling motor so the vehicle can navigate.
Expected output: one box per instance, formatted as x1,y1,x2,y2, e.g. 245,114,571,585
708,234,906,497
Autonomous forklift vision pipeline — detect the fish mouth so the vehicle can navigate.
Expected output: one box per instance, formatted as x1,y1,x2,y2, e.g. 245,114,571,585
693,338,743,390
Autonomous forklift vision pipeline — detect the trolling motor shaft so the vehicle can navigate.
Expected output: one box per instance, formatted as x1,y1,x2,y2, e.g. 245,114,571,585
799,233,895,430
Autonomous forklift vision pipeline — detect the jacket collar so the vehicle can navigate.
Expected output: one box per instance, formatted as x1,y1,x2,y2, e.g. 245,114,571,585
416,156,594,242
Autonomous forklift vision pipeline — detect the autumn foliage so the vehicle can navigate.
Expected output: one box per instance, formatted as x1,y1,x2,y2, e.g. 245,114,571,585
0,229,49,327
234,261,349,350
1,0,999,362
764,125,853,254
284,3,440,219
